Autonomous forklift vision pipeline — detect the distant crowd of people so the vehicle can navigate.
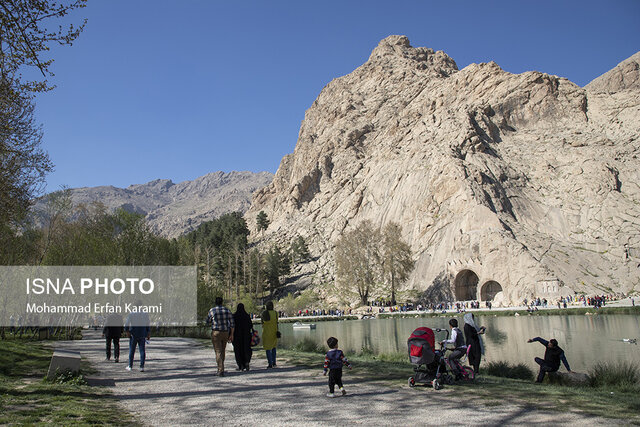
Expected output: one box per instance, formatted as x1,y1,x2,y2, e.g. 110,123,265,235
524,293,617,312
281,292,625,319
286,308,351,318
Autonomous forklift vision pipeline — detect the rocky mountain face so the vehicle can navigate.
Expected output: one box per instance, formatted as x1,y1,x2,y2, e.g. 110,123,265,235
247,36,640,305
36,171,273,237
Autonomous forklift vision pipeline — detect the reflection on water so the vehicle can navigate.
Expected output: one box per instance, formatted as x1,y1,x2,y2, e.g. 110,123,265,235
483,324,507,345
268,314,640,372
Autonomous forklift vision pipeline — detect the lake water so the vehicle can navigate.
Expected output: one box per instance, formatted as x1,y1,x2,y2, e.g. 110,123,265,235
263,314,640,372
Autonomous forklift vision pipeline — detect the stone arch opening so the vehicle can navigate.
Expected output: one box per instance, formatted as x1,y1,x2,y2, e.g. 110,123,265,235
454,269,479,301
481,280,503,301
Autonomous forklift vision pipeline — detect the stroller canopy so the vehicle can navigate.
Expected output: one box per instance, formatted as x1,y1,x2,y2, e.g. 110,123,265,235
408,327,436,365
409,327,435,350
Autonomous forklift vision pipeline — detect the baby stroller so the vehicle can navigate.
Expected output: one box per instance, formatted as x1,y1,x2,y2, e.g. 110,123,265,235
407,327,452,390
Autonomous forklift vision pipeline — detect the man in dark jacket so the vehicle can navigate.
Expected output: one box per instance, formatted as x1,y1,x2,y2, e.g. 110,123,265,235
528,337,572,382
102,313,123,362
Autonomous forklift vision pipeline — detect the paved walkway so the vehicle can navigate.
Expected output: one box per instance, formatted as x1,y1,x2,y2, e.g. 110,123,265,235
60,331,614,426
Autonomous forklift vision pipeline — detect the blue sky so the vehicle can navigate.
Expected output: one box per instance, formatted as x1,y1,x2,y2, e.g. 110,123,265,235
35,0,640,191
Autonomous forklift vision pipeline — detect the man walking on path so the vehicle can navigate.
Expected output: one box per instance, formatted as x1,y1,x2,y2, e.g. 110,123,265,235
124,301,150,372
527,337,571,382
103,313,123,362
207,297,235,376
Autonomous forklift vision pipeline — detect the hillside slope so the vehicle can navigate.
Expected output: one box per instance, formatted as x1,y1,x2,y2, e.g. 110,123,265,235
36,171,273,237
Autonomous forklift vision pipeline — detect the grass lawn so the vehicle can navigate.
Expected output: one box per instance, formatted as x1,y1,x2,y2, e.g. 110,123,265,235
279,348,640,424
0,339,139,426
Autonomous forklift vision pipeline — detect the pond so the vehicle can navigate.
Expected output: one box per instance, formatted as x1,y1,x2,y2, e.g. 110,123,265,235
260,314,640,372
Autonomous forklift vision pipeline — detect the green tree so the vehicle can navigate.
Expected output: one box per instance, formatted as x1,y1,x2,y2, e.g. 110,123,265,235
1,0,87,93
42,203,115,265
33,188,73,264
256,210,269,233
247,248,264,298
236,292,259,317
113,209,156,265
278,289,319,316
0,221,42,264
290,235,310,264
381,222,414,305
180,212,253,307
0,187,68,265
0,89,53,232
278,293,296,316
263,244,290,298
39,204,179,266
335,220,382,306
1,0,86,246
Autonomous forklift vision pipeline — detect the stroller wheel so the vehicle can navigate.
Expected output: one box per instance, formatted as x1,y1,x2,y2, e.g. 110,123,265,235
432,379,442,390
408,377,416,387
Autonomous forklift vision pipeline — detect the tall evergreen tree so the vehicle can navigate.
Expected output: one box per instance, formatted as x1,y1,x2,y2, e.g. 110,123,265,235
263,244,290,298
256,210,269,233
181,212,251,306
290,235,310,264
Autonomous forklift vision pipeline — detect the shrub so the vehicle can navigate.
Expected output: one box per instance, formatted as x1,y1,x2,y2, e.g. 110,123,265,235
359,346,375,357
588,361,640,391
291,337,325,354
483,361,534,380
45,368,87,385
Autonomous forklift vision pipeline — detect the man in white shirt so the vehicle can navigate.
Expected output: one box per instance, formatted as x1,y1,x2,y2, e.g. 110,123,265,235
441,318,467,379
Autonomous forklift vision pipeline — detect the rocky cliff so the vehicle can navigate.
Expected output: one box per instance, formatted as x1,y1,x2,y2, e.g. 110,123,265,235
36,171,273,237
247,36,640,305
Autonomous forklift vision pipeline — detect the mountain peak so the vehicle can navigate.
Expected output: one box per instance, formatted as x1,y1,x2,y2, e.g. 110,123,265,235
378,34,411,47
585,51,640,93
127,178,174,193
367,35,458,75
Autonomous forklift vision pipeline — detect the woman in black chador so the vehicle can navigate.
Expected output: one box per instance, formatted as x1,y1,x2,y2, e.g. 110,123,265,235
233,303,253,371
463,313,486,374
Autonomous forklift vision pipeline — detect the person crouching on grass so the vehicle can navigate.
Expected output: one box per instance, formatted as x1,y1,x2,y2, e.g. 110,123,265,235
323,337,352,398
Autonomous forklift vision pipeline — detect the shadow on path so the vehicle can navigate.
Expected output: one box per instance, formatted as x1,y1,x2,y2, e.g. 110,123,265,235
56,329,609,426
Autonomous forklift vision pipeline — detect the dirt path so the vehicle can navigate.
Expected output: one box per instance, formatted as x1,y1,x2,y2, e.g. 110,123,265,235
60,330,614,426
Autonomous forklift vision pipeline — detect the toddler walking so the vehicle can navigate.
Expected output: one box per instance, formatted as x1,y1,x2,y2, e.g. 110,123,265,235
323,337,352,398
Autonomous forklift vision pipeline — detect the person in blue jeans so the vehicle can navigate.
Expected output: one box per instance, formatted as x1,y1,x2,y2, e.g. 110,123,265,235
261,301,279,368
124,302,150,372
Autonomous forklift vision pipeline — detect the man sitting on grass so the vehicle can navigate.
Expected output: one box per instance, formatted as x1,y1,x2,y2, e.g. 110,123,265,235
527,337,571,382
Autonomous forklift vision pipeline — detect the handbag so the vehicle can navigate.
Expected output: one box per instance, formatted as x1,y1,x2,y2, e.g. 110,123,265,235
250,329,260,347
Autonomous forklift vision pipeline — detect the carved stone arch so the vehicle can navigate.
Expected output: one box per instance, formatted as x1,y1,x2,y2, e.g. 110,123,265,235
481,280,503,301
454,269,479,301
